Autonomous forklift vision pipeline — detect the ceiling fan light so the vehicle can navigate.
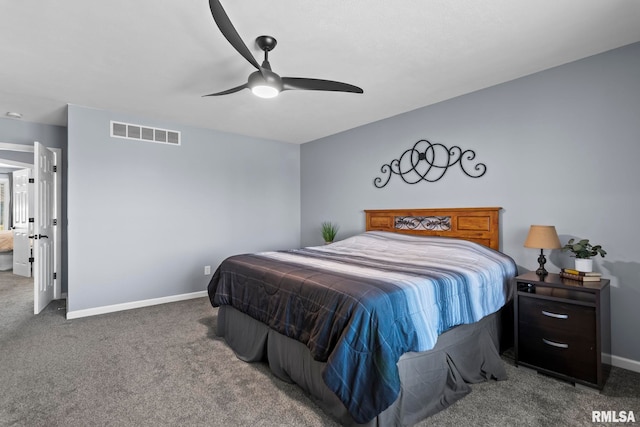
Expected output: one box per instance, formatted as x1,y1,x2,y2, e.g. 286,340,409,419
248,69,282,99
251,85,279,98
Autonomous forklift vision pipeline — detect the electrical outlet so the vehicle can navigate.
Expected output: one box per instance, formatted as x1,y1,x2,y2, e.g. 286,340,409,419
204,265,211,275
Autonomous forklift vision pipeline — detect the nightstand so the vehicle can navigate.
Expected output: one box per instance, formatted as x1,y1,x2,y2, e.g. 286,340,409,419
513,271,611,389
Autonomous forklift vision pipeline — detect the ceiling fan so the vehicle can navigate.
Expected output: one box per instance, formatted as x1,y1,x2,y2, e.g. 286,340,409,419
204,0,364,99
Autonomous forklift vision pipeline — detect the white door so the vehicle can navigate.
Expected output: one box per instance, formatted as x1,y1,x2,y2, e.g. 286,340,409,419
12,168,33,277
33,142,55,314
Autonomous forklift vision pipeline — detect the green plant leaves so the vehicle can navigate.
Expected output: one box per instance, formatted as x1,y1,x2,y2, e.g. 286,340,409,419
562,238,606,259
321,222,339,242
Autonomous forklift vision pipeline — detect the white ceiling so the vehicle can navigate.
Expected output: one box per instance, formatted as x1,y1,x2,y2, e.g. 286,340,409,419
1,0,639,144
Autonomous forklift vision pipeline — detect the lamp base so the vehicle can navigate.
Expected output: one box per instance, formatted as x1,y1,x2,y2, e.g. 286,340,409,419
535,249,548,277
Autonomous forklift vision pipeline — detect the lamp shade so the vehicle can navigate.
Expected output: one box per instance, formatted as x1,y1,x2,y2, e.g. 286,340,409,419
523,225,561,249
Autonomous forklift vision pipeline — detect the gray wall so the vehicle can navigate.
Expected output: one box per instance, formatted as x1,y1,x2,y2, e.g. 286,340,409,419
0,117,67,150
0,117,67,170
301,42,640,364
0,117,68,292
67,105,300,313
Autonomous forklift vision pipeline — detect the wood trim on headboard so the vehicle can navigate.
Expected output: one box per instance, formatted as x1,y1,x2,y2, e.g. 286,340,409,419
365,207,502,251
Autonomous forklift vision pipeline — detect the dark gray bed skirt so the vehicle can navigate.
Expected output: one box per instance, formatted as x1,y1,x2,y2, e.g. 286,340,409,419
217,305,507,426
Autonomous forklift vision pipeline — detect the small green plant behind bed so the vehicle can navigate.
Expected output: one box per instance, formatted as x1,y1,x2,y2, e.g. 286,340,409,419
321,222,339,243
562,238,606,259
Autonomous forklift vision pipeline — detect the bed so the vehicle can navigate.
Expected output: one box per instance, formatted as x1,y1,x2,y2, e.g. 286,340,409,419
0,230,13,271
207,207,517,426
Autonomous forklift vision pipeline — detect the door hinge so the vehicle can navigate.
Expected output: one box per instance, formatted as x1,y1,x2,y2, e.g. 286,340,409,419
53,165,57,173
53,219,57,226
29,257,35,263
29,178,34,183
53,272,57,280
29,217,34,223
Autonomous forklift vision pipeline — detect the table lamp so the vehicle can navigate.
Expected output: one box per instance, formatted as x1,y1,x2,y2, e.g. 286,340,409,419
524,225,561,277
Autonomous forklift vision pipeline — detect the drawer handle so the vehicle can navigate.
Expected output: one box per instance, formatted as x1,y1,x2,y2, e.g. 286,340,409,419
541,310,568,319
542,338,569,349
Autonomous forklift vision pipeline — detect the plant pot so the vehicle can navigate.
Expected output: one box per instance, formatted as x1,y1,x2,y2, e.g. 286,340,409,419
575,258,593,273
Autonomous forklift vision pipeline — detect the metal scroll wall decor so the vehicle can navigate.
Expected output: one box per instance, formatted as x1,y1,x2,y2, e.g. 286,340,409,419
373,139,487,188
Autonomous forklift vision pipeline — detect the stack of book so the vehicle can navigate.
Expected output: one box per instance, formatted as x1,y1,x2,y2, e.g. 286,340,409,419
560,268,602,282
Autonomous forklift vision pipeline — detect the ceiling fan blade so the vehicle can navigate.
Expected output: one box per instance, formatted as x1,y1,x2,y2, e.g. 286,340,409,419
202,83,248,96
282,77,363,94
208,0,262,71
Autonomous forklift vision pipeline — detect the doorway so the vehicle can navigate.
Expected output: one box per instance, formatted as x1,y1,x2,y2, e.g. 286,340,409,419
0,142,62,314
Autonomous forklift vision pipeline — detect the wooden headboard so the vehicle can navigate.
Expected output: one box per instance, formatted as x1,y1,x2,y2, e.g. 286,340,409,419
365,207,501,251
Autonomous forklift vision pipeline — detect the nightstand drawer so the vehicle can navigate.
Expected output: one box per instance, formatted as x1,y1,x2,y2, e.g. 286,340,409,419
518,297,595,337
519,327,597,383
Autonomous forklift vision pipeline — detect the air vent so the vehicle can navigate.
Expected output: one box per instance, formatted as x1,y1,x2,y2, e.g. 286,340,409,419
110,121,181,146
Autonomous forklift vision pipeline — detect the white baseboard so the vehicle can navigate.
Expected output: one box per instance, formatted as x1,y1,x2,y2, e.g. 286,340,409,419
66,290,208,320
603,353,640,373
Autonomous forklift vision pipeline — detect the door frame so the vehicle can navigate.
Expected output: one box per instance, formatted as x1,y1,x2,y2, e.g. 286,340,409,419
0,141,63,302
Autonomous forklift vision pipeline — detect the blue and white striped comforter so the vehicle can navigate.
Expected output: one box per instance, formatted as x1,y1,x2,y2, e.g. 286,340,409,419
208,231,517,423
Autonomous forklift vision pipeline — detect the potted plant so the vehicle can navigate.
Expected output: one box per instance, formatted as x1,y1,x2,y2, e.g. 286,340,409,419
561,238,606,272
321,222,339,244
